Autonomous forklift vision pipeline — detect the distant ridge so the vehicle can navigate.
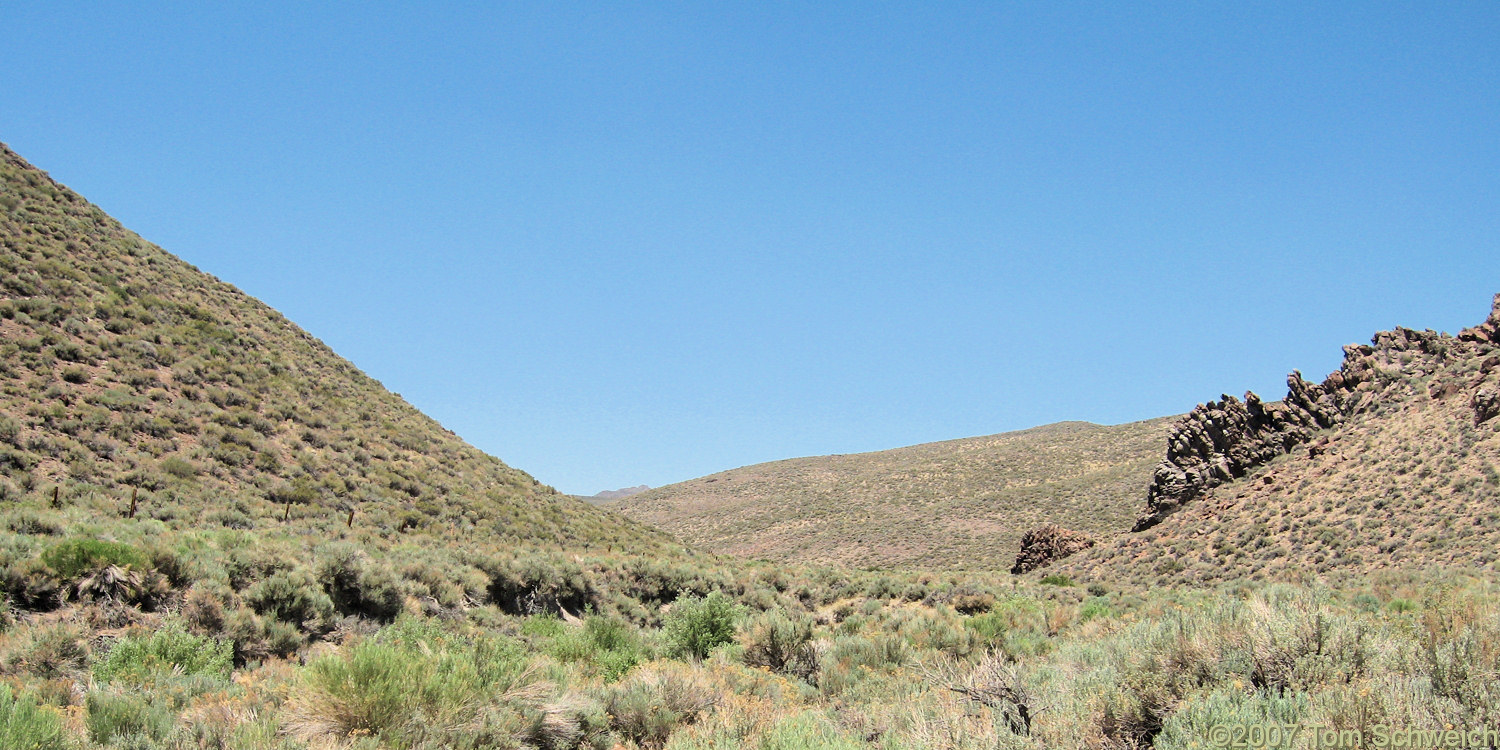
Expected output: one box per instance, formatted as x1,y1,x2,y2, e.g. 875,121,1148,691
607,419,1173,569
594,485,650,500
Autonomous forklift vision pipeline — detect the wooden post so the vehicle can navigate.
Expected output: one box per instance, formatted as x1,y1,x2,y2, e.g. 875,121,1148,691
52,486,60,508
346,507,355,528
284,499,291,521
128,487,138,519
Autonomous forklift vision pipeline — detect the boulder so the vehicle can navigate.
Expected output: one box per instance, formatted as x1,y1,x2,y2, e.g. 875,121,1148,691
1011,524,1095,574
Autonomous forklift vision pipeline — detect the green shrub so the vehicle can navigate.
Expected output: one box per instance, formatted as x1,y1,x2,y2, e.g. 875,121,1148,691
817,634,909,696
0,685,66,750
206,508,254,529
603,666,717,748
84,689,174,745
546,627,595,664
545,615,644,682
1078,596,1115,622
266,478,319,505
0,449,36,473
1039,574,1075,587
755,711,865,750
964,610,1009,647
6,511,63,536
520,614,566,639
262,616,307,658
40,538,147,579
0,559,62,611
1155,689,1309,750
182,585,227,633
93,620,232,684
947,591,997,615
296,641,426,737
316,544,404,622
1,624,90,680
966,596,1049,656
585,615,645,681
597,646,644,684
244,569,335,632
290,624,538,746
585,614,636,652
741,610,819,681
483,554,596,616
897,608,981,658
664,591,741,660
159,456,197,479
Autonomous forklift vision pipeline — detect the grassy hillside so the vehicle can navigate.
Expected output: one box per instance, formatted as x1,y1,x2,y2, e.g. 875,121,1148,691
610,419,1174,570
0,142,666,555
1052,299,1500,587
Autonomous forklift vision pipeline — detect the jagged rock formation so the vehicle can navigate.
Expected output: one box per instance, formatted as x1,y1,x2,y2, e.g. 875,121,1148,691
1049,293,1500,583
1011,523,1095,574
1134,297,1500,531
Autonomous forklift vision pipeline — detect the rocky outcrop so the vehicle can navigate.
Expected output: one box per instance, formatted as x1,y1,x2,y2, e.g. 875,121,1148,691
1458,293,1500,346
1475,388,1500,426
1132,317,1483,531
1011,524,1095,574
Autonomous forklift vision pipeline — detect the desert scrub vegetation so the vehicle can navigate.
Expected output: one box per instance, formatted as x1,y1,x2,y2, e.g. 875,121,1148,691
0,559,1487,748
0,683,67,750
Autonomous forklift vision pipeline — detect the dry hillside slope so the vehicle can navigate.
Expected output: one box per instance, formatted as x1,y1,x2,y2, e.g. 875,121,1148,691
0,142,668,553
1053,295,1500,586
609,419,1173,570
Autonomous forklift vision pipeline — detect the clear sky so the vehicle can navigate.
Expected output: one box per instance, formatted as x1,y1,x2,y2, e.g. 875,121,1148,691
4,3,1498,495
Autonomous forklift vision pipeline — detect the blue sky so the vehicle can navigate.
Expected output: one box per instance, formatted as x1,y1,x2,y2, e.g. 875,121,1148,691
4,3,1498,495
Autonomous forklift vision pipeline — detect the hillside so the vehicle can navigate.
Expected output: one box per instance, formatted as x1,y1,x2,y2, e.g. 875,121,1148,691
608,419,1173,569
1051,295,1500,586
0,142,672,554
